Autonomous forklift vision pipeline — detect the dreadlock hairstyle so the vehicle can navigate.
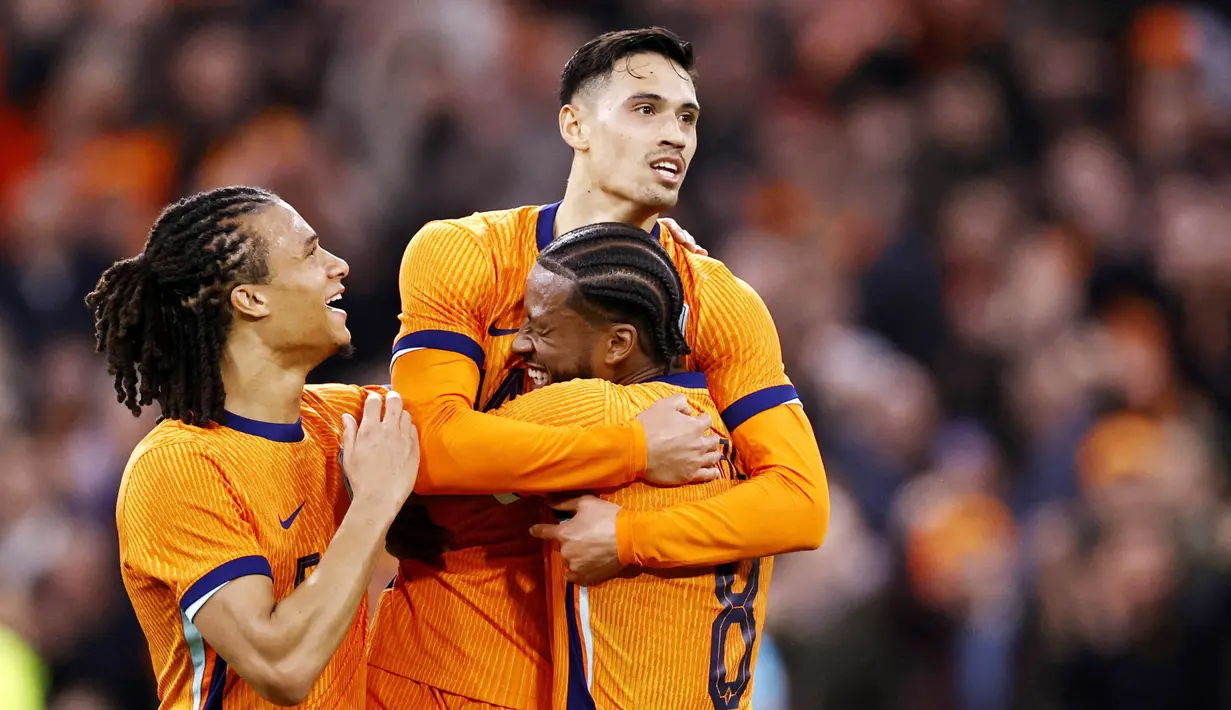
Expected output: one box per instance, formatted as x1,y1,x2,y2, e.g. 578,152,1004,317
559,27,695,106
537,222,691,366
85,185,277,426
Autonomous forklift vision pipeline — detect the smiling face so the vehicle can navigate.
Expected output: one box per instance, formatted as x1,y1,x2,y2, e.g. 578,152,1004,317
512,264,644,389
228,200,351,364
562,51,700,210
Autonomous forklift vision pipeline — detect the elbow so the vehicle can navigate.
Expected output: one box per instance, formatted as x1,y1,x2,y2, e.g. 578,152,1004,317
791,482,831,552
250,661,316,707
235,640,317,706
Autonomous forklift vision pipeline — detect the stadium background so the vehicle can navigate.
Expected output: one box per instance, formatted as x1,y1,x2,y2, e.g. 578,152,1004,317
2,0,1231,708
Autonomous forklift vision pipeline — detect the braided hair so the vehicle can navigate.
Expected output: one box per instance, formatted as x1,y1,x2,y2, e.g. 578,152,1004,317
537,222,691,366
85,186,277,426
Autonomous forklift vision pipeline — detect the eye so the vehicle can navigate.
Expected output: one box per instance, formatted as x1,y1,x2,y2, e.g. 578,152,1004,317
635,104,654,115
680,112,696,124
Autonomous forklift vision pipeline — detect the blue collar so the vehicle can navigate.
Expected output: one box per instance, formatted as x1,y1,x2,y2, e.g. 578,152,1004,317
535,201,662,252
644,371,707,389
223,411,305,443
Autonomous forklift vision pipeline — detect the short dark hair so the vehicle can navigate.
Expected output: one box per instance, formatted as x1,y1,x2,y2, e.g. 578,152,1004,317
559,27,695,106
86,186,277,426
537,222,691,366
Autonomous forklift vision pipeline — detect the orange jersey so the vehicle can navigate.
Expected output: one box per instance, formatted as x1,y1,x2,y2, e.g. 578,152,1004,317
494,375,773,710
116,384,382,710
371,202,828,709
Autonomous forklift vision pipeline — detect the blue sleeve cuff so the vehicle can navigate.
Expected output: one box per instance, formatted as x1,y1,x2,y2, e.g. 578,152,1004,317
391,330,485,370
720,385,801,432
180,555,273,616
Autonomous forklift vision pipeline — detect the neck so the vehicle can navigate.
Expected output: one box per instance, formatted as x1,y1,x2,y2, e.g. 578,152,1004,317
220,335,312,425
557,162,659,237
612,357,669,386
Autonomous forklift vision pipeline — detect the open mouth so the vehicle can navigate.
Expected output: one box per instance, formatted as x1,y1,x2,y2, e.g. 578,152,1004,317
650,156,684,183
326,289,345,314
525,365,550,390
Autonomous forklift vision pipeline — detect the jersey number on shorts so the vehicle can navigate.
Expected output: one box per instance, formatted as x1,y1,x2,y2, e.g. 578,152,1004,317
708,558,761,709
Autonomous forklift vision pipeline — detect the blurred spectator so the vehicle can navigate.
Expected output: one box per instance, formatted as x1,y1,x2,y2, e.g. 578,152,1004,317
1,0,1229,708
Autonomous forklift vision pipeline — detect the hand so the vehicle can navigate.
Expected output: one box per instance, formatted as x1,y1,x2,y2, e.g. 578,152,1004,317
531,496,625,585
637,394,722,486
384,495,451,563
341,391,420,518
661,218,708,256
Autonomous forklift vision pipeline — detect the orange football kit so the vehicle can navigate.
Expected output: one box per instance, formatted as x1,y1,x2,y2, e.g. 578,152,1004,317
367,203,828,709
118,385,383,710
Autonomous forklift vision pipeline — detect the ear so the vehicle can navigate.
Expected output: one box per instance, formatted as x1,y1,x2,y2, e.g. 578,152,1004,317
559,103,588,152
230,283,271,319
604,324,638,366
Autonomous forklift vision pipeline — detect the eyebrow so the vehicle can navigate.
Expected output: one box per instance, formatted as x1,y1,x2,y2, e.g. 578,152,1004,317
627,92,701,113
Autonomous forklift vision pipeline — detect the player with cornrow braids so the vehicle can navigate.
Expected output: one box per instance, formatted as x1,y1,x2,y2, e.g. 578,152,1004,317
464,221,783,709
90,185,421,708
536,221,692,370
370,26,827,710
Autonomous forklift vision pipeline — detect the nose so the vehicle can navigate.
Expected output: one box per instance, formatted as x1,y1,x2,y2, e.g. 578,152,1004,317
327,249,350,279
659,119,686,151
511,326,532,356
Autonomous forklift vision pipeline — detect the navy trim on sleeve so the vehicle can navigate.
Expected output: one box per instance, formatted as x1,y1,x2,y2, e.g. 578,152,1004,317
391,330,485,370
180,555,273,614
720,384,801,432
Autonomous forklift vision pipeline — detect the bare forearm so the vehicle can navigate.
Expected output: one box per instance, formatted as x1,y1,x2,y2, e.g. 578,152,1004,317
265,500,391,677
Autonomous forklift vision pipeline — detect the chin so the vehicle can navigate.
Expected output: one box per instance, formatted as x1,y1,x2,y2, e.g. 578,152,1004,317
637,186,679,210
334,342,356,359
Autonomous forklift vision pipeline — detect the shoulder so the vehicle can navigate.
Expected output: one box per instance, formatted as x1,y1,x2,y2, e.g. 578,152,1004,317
656,231,764,305
413,205,540,249
119,427,224,510
624,379,727,434
494,378,614,424
303,384,385,421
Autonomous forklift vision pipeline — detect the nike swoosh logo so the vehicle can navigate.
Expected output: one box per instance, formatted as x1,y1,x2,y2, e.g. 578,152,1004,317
488,324,520,336
280,502,306,530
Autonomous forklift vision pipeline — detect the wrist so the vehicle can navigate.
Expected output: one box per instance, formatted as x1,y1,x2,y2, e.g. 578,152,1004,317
615,508,639,566
349,491,401,525
627,420,648,482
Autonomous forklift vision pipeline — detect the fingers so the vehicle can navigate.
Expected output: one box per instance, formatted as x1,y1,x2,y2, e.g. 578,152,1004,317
692,466,722,482
667,393,693,415
663,218,708,256
341,413,357,452
362,391,383,427
550,496,587,514
529,524,561,541
693,413,715,434
383,391,404,427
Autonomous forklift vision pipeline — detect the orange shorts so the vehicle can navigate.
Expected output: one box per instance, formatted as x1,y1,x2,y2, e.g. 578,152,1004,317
367,666,513,710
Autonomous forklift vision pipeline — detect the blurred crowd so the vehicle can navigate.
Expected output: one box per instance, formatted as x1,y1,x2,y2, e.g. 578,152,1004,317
1,0,1230,708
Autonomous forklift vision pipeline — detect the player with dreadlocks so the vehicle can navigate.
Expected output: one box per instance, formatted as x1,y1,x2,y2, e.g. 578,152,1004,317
368,27,829,710
90,185,420,709
480,221,778,709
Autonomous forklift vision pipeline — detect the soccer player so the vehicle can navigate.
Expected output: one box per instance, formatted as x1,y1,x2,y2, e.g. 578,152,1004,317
88,186,420,709
368,27,829,710
505,222,779,709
